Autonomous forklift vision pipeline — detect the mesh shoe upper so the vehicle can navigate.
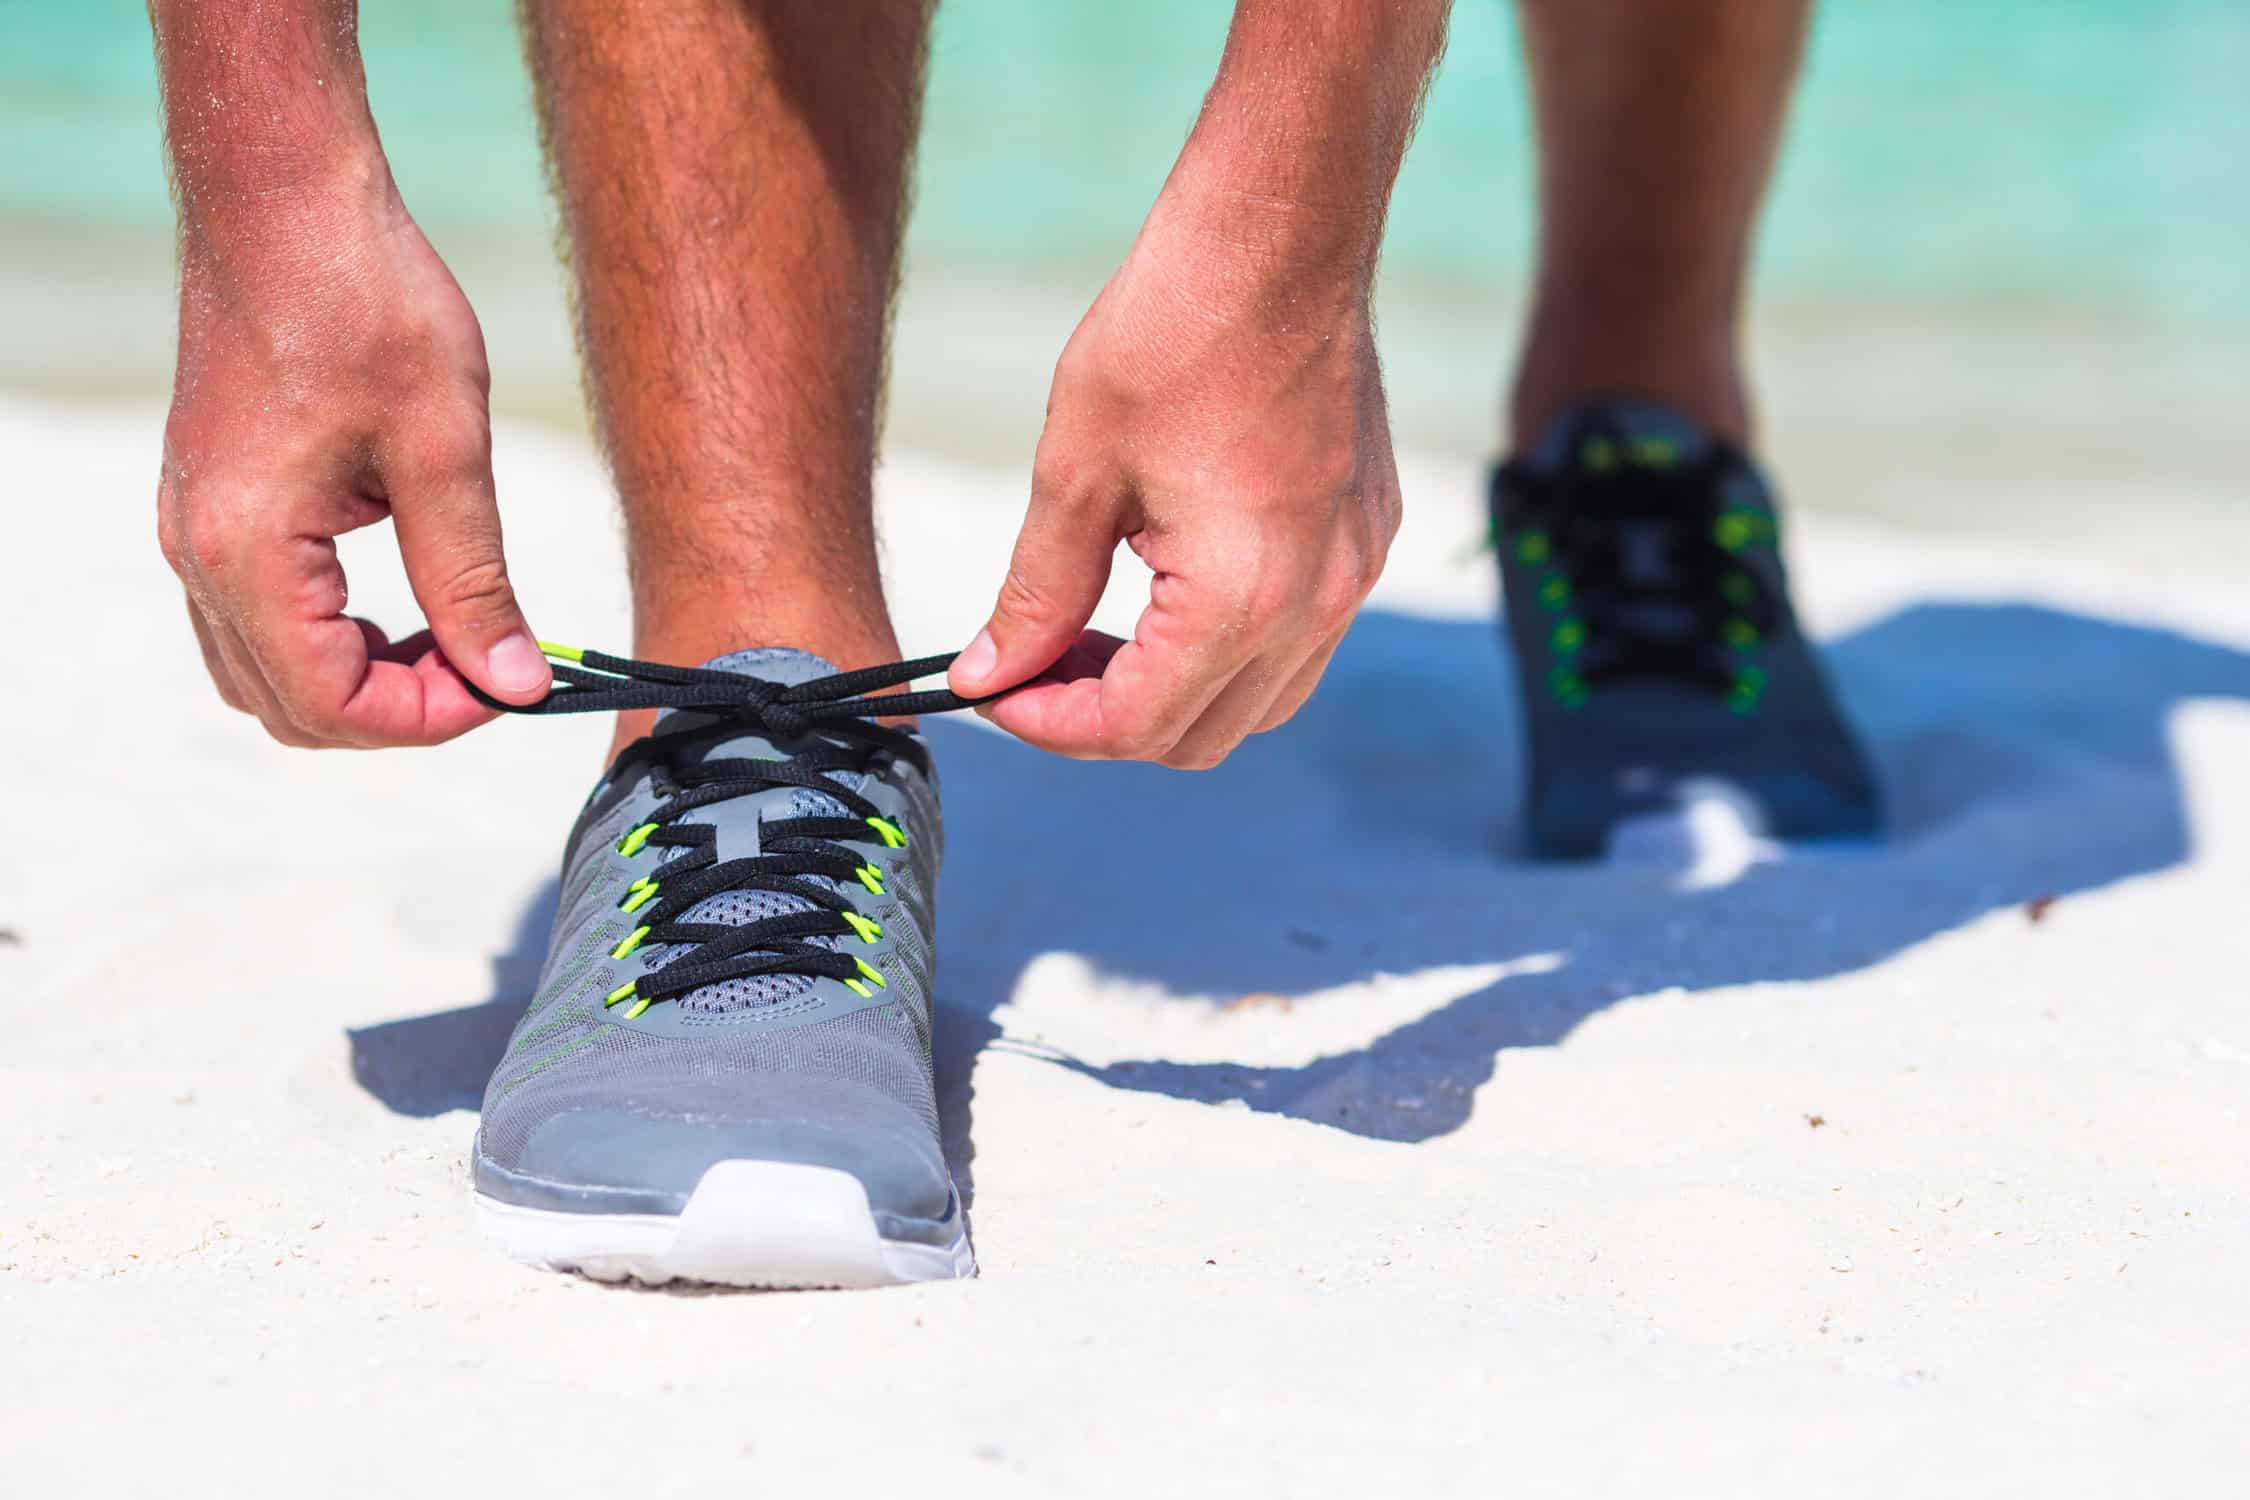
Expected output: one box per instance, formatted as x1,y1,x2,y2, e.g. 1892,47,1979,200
472,649,953,1229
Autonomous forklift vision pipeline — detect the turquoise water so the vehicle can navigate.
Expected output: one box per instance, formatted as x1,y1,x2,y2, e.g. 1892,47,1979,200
3,0,2245,321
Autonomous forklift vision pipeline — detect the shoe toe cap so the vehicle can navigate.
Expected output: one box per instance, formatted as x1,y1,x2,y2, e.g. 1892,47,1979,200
489,1079,955,1228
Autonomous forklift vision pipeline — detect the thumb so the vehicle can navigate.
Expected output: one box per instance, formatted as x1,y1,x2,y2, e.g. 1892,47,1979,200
390,434,550,705
952,476,1120,696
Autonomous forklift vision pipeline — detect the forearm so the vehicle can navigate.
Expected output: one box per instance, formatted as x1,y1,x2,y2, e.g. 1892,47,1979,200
1160,0,1452,292
147,0,391,259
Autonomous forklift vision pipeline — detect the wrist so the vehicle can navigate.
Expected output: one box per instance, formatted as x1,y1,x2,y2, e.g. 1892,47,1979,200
1152,0,1449,299
174,140,404,290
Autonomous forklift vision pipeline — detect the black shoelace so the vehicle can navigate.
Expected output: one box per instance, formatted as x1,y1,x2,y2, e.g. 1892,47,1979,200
472,646,993,1016
1499,436,1782,698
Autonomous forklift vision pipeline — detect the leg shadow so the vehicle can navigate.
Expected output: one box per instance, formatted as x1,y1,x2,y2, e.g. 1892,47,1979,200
929,601,2250,1146
346,879,559,1117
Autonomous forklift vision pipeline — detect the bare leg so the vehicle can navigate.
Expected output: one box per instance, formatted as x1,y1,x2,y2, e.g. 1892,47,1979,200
1509,0,1811,448
519,0,930,748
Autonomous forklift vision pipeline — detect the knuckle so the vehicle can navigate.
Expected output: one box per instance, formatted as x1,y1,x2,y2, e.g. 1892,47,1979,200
402,425,492,488
430,554,517,622
1260,691,1312,734
1162,743,1230,772
1105,721,1172,762
1029,452,1086,510
176,506,238,580
1241,570,1300,628
155,493,189,574
1309,571,1363,632
994,563,1069,627
259,714,320,750
271,694,343,743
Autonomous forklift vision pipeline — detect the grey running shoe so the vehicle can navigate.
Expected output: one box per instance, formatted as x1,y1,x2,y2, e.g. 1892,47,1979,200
1491,400,1881,860
472,646,971,1287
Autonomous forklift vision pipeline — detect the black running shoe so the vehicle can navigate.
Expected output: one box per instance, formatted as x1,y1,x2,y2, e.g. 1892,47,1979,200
1490,399,1881,860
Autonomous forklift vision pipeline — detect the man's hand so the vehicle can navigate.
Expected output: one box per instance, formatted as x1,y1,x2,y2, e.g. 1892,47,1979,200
150,0,548,747
948,227,1399,768
949,0,1445,767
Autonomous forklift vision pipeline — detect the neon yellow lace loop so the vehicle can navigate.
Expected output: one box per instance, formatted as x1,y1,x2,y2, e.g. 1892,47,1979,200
865,816,907,849
621,877,659,914
617,822,658,857
842,911,882,944
610,926,650,960
605,979,654,1020
855,864,885,896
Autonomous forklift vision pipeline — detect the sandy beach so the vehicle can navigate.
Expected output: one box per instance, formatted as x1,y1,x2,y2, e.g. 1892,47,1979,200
3,391,2246,1494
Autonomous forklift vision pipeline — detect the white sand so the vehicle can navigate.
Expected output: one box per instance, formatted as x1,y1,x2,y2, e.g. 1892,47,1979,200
4,395,2247,1496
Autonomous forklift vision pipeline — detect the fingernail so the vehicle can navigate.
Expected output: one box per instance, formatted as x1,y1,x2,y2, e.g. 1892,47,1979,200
487,632,551,696
953,628,997,688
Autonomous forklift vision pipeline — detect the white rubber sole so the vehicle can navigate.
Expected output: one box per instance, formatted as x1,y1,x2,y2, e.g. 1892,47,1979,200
476,1160,976,1289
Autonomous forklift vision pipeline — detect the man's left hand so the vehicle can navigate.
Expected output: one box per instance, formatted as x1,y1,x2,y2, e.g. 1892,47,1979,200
947,215,1401,769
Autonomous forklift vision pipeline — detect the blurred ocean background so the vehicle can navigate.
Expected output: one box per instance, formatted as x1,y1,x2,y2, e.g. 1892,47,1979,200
4,0,2245,557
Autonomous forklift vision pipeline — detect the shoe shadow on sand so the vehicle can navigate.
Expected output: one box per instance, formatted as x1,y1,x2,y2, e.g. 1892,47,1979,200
350,602,2250,1210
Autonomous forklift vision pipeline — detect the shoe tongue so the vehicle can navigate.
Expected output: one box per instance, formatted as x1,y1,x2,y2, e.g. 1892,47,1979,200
693,646,841,688
641,646,862,1018
1525,398,1714,479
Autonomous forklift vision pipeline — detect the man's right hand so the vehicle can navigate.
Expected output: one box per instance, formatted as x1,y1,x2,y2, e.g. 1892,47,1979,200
157,169,549,747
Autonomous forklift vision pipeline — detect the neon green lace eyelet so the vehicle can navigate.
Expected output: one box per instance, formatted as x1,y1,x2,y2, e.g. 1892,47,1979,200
617,822,659,857
1629,435,1679,468
854,956,887,990
620,877,659,914
1513,530,1552,565
842,911,883,944
611,926,650,960
1729,665,1768,717
865,816,907,849
1547,665,1590,710
1550,618,1587,654
855,864,885,896
606,979,654,1019
843,955,891,999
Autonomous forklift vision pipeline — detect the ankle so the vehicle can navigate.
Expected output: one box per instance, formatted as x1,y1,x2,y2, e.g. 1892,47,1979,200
1508,311,1752,451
